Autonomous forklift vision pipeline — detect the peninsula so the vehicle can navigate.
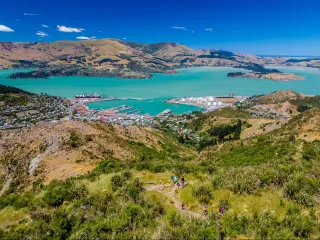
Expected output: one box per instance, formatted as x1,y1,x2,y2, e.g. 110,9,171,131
227,72,305,81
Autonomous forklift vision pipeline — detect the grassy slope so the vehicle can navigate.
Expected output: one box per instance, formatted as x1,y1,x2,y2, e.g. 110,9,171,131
0,109,319,239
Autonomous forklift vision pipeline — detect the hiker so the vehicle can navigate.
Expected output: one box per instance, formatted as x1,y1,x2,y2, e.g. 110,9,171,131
203,205,208,216
175,176,179,185
181,202,185,210
219,206,225,214
181,177,185,186
170,176,174,183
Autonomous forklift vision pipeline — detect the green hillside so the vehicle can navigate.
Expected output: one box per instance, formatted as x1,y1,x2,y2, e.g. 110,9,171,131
0,106,319,239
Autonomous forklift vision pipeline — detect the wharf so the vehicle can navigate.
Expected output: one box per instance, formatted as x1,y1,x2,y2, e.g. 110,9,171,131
157,109,171,117
112,105,134,113
126,109,141,114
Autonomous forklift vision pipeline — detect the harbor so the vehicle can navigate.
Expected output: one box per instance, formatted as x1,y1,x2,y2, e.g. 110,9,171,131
68,90,251,127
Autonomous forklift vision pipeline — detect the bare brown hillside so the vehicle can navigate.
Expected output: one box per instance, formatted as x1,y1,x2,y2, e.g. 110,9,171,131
0,120,193,193
284,108,320,141
254,90,302,104
0,40,169,72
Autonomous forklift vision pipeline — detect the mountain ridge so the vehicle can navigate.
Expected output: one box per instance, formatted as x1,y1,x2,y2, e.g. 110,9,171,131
1,39,318,80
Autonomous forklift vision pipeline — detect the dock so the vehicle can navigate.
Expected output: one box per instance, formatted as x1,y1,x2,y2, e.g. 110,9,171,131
110,105,134,113
157,109,171,117
126,109,141,114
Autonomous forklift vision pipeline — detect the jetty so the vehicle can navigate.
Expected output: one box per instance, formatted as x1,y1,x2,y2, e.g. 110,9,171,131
126,109,141,115
157,109,171,117
111,105,133,113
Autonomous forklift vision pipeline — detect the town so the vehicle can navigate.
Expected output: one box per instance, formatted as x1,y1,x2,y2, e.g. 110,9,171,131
0,93,70,130
0,91,291,130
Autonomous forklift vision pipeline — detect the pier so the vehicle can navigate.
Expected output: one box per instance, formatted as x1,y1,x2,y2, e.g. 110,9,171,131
157,109,171,117
111,105,134,113
126,109,141,114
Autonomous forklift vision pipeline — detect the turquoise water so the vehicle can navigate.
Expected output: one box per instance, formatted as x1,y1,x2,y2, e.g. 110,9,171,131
1,66,319,114
87,99,202,116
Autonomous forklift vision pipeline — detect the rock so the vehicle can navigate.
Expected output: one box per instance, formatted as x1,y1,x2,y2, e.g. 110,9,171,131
29,154,43,175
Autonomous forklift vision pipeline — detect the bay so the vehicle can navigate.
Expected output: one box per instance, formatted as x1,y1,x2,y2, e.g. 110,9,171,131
1,66,319,115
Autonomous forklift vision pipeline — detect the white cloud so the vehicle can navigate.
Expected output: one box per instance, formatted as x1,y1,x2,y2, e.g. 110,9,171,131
41,24,49,28
36,31,48,37
76,36,96,40
98,30,102,33
57,25,84,33
205,28,213,31
172,26,188,30
76,36,90,40
192,30,195,34
24,13,43,16
0,25,14,32
122,37,127,40
91,36,96,39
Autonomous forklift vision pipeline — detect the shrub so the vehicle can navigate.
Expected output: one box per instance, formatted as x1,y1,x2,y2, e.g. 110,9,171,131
167,211,183,227
121,171,133,180
0,193,31,209
50,210,72,239
221,168,261,194
193,184,213,204
111,175,125,191
43,184,69,206
283,176,319,207
125,204,144,227
127,178,144,202
43,180,88,206
302,141,320,161
69,131,81,148
94,158,123,174
85,135,93,142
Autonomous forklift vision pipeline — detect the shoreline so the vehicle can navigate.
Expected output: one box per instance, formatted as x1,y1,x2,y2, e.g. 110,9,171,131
265,64,320,71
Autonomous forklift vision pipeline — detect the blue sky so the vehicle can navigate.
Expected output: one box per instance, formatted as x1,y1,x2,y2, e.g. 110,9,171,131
1,0,320,56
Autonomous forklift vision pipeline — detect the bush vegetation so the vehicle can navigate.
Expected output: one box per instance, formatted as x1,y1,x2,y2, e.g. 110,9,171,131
0,108,319,238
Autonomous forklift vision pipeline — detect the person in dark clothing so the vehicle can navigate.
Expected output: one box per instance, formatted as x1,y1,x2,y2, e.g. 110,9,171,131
203,205,208,216
181,177,185,186
181,202,185,210
219,207,225,214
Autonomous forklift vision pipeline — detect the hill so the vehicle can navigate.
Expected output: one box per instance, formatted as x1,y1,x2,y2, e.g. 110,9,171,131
0,88,319,238
0,39,171,79
0,84,29,94
0,39,310,80
0,120,194,194
252,90,302,104
126,41,198,60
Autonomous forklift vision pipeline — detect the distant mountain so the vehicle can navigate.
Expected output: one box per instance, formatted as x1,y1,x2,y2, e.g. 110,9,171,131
0,39,318,79
125,42,197,59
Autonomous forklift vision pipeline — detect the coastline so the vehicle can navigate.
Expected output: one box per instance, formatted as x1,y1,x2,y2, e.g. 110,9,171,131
265,64,320,71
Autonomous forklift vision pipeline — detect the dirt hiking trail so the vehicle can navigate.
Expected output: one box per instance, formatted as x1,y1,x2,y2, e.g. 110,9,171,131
145,183,202,218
